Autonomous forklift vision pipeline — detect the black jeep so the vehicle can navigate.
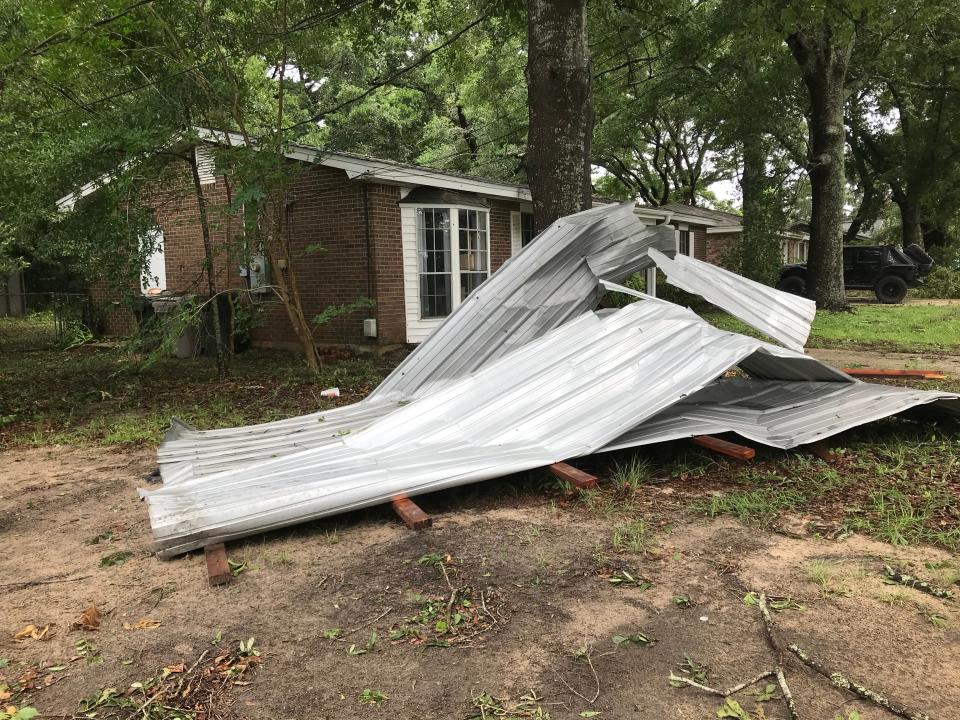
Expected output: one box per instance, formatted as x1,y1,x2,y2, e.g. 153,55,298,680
776,244,934,304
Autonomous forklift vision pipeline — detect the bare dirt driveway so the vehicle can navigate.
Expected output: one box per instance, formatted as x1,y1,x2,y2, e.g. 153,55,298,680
2,444,958,720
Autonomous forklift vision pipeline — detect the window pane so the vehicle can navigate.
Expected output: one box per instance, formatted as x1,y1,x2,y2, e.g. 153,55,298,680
521,212,535,247
418,208,451,318
459,210,488,300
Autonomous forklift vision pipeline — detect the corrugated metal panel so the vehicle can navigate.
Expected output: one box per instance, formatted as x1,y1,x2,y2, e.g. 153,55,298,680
145,202,960,558
370,202,677,400
605,379,960,451
648,248,816,351
145,301,853,557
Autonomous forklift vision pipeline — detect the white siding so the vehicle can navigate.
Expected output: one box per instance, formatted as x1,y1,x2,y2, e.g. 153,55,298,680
195,146,216,185
401,206,444,343
510,211,522,256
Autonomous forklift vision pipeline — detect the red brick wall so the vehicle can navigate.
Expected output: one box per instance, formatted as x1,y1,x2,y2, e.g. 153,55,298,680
692,225,708,262
367,184,406,344
705,232,738,268
489,200,516,271
92,154,525,348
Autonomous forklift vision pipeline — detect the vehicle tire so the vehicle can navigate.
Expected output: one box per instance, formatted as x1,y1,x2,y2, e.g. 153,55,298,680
875,275,907,304
776,275,806,296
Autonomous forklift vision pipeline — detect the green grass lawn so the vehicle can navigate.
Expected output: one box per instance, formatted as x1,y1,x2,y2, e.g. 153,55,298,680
0,313,403,447
706,304,960,353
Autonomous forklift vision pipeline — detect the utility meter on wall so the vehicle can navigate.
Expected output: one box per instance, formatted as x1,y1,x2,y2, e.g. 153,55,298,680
240,254,270,293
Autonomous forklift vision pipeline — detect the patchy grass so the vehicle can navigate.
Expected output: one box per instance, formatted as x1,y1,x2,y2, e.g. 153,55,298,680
704,304,960,352
0,314,404,448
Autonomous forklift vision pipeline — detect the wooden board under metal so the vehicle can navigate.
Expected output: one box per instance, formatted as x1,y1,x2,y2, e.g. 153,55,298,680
547,462,598,490
691,434,755,460
842,367,945,380
391,496,432,530
204,543,232,586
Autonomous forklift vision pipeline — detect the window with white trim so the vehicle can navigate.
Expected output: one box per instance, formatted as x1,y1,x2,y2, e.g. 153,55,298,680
417,206,490,319
141,228,166,296
795,241,808,262
677,229,692,256
520,212,535,247
417,208,452,318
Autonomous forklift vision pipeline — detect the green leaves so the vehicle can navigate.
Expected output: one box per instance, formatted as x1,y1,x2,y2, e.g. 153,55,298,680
607,570,651,590
99,550,133,567
612,632,656,647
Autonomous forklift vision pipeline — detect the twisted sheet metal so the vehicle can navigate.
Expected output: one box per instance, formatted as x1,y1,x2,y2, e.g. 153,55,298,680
605,378,960,451
145,300,845,556
145,203,960,557
648,248,816,351
369,202,677,401
158,202,676,483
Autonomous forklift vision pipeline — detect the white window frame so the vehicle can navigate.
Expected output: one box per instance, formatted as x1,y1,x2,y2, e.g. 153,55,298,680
675,223,694,257
141,228,166,295
796,241,808,263
509,207,536,256
408,204,492,321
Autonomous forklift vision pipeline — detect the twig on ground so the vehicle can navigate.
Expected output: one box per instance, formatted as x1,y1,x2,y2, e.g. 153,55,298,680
553,645,601,704
668,669,774,696
1,574,92,589
884,564,954,600
774,667,798,720
788,643,931,720
479,591,498,626
343,607,392,636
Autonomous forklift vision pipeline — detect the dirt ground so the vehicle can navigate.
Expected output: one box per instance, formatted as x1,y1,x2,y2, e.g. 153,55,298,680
2,445,958,720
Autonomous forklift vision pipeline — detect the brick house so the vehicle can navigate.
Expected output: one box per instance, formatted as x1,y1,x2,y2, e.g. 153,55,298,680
60,130,809,351
634,203,811,270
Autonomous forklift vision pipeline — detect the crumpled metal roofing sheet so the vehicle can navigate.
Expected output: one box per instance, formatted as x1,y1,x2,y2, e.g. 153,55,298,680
605,378,960,451
157,202,677,484
144,300,850,556
648,248,816,351
369,202,677,401
144,202,960,557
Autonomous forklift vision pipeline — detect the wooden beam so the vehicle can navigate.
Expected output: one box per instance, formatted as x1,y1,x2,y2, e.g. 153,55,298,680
547,462,598,490
842,367,945,380
391,496,432,530
691,435,755,460
204,543,232,586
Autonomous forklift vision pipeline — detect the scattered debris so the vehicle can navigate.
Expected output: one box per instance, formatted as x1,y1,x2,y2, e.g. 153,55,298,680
76,640,262,719
71,605,101,631
787,643,930,720
12,626,51,643
98,550,133,568
884,564,954,600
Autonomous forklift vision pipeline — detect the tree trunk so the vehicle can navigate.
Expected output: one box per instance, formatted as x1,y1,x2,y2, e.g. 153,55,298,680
738,135,785,285
787,28,852,311
894,196,923,248
526,0,593,233
188,153,227,378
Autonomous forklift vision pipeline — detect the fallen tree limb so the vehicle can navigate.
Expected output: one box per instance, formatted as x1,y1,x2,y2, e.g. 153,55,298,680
787,644,931,720
884,564,954,600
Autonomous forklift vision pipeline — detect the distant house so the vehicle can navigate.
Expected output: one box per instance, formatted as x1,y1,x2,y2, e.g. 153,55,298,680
59,131,810,350
635,203,811,267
